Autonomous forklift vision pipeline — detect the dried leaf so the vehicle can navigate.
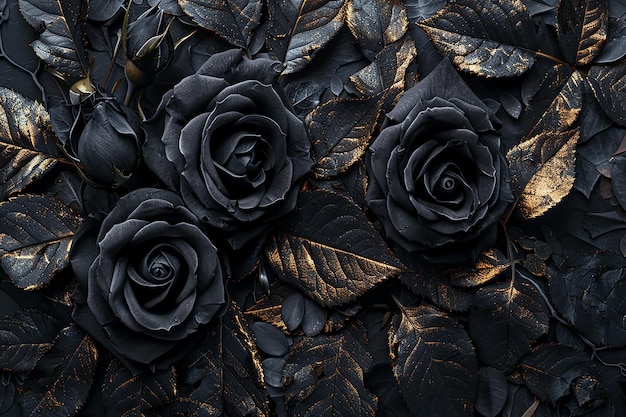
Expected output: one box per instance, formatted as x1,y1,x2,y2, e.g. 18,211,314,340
449,248,511,288
418,0,538,77
0,88,61,200
284,321,376,417
389,304,478,417
266,189,404,307
469,278,551,369
0,194,79,290
0,309,63,373
588,62,626,126
267,0,347,74
178,0,262,49
556,0,608,66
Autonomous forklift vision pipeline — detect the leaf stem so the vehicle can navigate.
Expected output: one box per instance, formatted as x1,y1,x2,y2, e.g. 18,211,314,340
534,50,567,66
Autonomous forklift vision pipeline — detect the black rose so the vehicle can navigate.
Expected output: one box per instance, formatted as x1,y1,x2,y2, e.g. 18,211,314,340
70,188,225,372
144,49,312,249
365,59,513,263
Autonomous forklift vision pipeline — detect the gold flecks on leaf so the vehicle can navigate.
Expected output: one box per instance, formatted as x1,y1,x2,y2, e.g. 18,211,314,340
556,0,608,66
245,283,290,331
588,62,626,127
0,194,79,290
449,248,511,287
388,304,478,416
0,88,61,200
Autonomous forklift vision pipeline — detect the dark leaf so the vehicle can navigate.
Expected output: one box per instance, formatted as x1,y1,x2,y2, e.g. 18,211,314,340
21,324,98,417
0,309,63,373
556,0,608,66
500,92,523,119
87,0,124,22
449,248,511,288
284,321,376,417
0,194,79,290
406,0,446,20
520,343,602,404
181,302,269,417
506,66,583,218
102,360,177,417
502,383,553,417
250,321,289,357
475,367,508,417
346,0,408,60
388,304,478,417
267,0,348,74
178,0,262,49
145,398,218,417
0,87,61,200
588,62,626,126
281,292,304,332
245,283,290,331
301,297,326,337
469,278,551,369
262,357,285,388
418,0,538,77
267,189,404,307
594,34,626,63
284,81,323,117
18,0,87,77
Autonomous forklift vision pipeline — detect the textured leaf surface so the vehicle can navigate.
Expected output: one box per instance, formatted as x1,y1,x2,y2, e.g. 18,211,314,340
178,0,262,49
0,194,79,290
181,302,269,417
389,304,478,417
102,360,177,417
284,321,376,417
556,0,608,66
588,62,626,126
449,248,511,288
469,279,550,369
22,324,98,417
418,0,538,77
0,309,63,373
267,189,404,307
0,88,61,200
507,67,583,218
267,0,347,73
18,0,86,77
475,367,508,417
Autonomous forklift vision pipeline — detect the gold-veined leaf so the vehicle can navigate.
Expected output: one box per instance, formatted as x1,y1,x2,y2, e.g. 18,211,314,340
0,309,64,373
267,0,348,74
588,62,626,126
0,194,80,290
178,0,262,49
449,248,511,287
21,324,98,417
284,321,376,417
346,0,408,60
388,304,478,417
266,189,404,307
0,88,61,200
417,0,538,77
556,0,608,66
179,302,269,417
102,360,177,417
507,67,583,218
245,283,291,331
18,0,87,77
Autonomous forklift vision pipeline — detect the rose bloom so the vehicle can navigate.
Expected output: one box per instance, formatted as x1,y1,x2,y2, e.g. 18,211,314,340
366,59,513,264
144,49,312,249
70,188,225,373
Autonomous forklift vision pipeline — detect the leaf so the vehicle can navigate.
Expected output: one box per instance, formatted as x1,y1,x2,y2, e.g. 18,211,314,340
556,0,608,66
475,367,508,417
250,321,289,357
520,344,600,404
502,383,553,417
302,296,327,336
284,321,376,417
469,278,550,369
22,324,99,417
0,88,61,200
144,399,218,417
181,302,269,417
0,309,63,373
406,0,446,20
245,283,290,331
388,304,478,417
267,0,348,74
281,292,304,332
588,62,626,126
449,248,511,288
417,0,538,78
102,360,177,417
178,0,262,49
266,189,404,307
0,194,79,290
346,0,408,60
18,0,87,77
506,67,583,218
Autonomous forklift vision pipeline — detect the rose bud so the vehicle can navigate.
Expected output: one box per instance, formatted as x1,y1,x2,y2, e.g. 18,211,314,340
77,98,142,186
